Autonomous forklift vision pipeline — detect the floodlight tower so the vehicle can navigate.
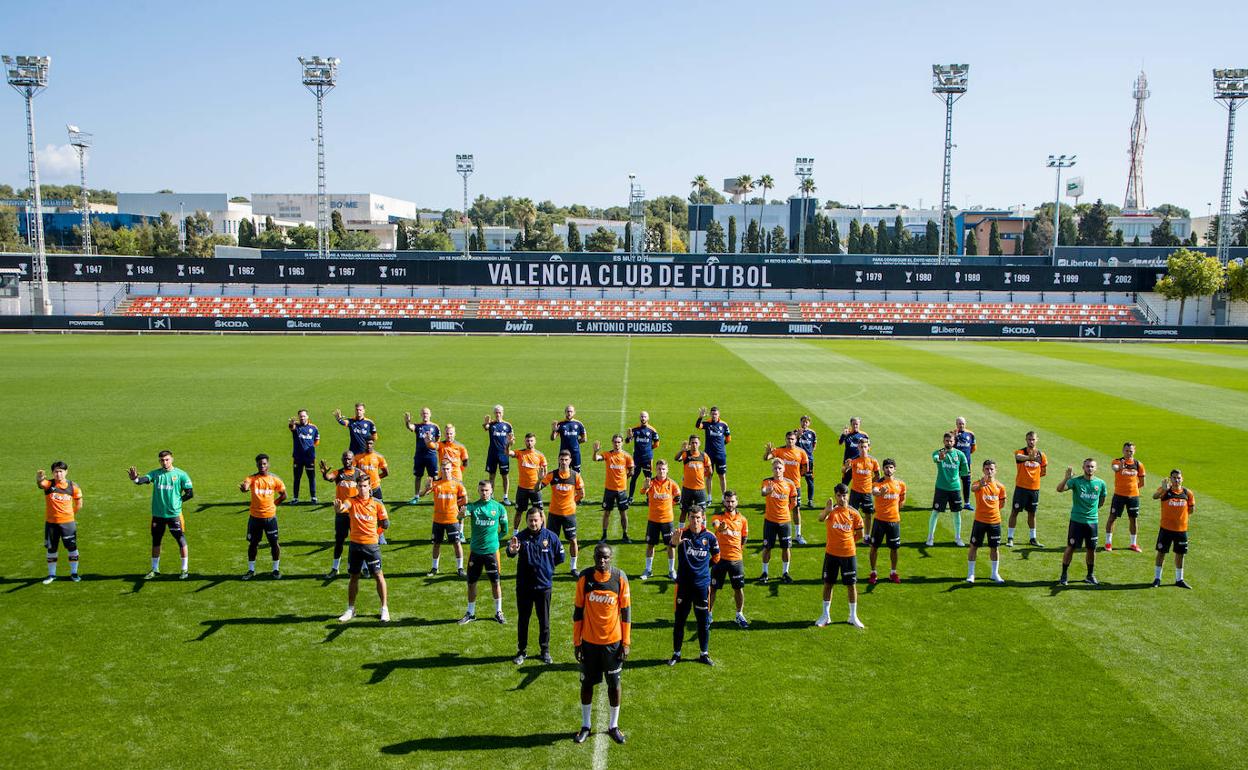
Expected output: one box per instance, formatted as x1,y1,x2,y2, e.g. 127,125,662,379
628,173,646,257
4,54,51,314
1047,155,1077,258
1214,68,1248,265
456,154,474,256
1124,71,1149,212
932,64,969,264
299,56,339,259
67,125,93,255
794,156,814,257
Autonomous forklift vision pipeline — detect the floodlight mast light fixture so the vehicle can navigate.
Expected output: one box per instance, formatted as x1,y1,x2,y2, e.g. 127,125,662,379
456,154,474,256
4,54,51,314
299,56,339,260
1214,68,1248,266
67,125,93,256
794,157,814,257
628,174,646,257
932,64,968,264
1046,154,1077,258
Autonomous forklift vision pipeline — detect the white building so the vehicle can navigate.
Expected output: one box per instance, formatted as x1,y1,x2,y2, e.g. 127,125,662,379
116,192,293,239
687,200,941,252
1109,214,1192,244
447,218,630,252
250,193,419,250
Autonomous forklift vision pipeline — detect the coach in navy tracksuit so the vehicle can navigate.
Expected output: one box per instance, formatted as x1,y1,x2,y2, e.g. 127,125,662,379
669,507,720,666
506,506,565,665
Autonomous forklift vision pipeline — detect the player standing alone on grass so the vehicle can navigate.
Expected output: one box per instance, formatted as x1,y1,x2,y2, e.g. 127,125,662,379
320,451,364,578
1008,431,1047,548
668,507,720,666
508,433,547,532
552,405,587,472
128,450,193,580
334,403,376,455
1107,442,1146,552
837,417,869,485
842,438,880,544
288,410,319,504
639,459,680,580
1153,470,1194,589
37,462,83,584
953,417,976,511
508,506,565,665
625,411,659,501
336,477,390,623
459,480,509,625
927,432,968,547
757,458,797,585
966,460,1006,584
868,459,906,585
404,408,440,504
695,406,731,503
537,450,585,576
1056,459,1107,586
483,405,515,506
423,458,468,577
593,435,634,543
709,491,750,628
795,415,818,509
573,543,630,746
816,484,865,629
239,454,286,580
765,431,810,544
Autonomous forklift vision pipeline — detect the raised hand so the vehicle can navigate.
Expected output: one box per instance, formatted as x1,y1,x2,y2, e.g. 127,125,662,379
127,466,139,481
36,469,46,483
333,408,344,422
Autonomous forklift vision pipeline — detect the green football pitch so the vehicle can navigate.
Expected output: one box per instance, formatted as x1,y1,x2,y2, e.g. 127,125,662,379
1,335,1245,769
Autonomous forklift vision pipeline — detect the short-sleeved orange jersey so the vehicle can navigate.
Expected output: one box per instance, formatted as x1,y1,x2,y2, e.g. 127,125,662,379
1160,488,1195,532
871,478,906,523
845,455,881,494
435,441,469,481
711,512,748,561
509,448,547,491
772,446,809,484
973,480,1008,524
542,470,584,517
644,477,680,523
40,479,81,524
1112,459,1146,497
677,450,713,490
1014,449,1048,491
331,467,365,502
431,478,468,525
824,505,864,557
243,473,286,519
573,567,631,646
353,452,388,488
761,476,798,523
600,450,634,492
347,497,388,544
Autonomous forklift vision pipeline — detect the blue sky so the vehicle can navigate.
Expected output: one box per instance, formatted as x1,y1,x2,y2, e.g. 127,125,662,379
2,0,1246,215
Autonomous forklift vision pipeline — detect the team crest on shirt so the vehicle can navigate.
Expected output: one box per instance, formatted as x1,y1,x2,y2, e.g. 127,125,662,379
541,538,548,547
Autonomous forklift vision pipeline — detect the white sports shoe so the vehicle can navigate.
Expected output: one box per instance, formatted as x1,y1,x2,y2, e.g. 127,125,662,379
992,575,1006,584
965,576,975,583
924,539,934,547
848,616,865,629
338,607,356,623
814,615,831,628
955,539,966,547
42,575,55,585
380,607,390,622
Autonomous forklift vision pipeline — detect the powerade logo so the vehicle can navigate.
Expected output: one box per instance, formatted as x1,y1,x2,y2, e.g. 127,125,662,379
1142,328,1179,337
430,320,464,331
215,319,250,329
1001,326,1037,335
719,323,749,333
787,324,821,334
505,321,534,332
930,325,965,335
67,318,104,327
286,320,322,329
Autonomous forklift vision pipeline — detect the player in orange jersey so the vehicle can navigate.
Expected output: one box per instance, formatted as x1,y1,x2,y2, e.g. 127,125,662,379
1007,431,1047,548
593,434,635,544
757,458,798,585
764,431,810,544
509,433,548,531
37,461,83,584
868,458,906,585
1106,441,1146,552
639,459,680,580
353,438,390,502
239,453,287,580
816,484,865,629
427,423,469,481
537,450,586,576
709,490,750,628
421,458,469,577
677,435,714,524
1152,469,1194,589
967,459,1007,584
335,476,390,623
573,543,631,746
841,438,881,545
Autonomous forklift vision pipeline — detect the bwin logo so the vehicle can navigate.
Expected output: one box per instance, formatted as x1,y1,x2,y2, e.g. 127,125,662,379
719,323,749,333
73,263,83,276
505,321,534,332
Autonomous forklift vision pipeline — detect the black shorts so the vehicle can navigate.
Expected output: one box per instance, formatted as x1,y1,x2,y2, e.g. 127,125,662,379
602,489,630,513
151,516,186,547
516,487,543,512
932,488,963,512
711,559,746,590
762,520,793,549
1066,521,1098,549
486,454,510,475
579,640,623,687
675,581,710,611
1012,487,1040,515
969,520,1002,548
431,521,462,544
706,453,727,475
371,487,384,502
467,552,500,584
1110,494,1140,519
1156,527,1188,555
870,519,901,549
645,520,674,546
548,513,578,542
631,459,653,478
44,521,78,552
849,490,875,515
413,454,438,478
680,487,709,515
293,458,315,470
565,454,582,474
335,513,350,542
246,516,279,545
347,542,382,575
804,458,815,474
822,553,858,586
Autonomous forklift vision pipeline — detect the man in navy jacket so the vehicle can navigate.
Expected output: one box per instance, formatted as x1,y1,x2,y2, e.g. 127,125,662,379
507,505,566,665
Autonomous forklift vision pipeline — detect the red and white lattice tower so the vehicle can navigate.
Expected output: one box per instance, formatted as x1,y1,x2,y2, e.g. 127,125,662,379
1124,71,1149,212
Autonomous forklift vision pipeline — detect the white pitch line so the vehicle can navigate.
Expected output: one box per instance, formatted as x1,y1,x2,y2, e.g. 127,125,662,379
618,336,632,431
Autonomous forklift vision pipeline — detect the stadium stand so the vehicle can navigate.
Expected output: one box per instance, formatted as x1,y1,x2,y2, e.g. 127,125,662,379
119,296,467,318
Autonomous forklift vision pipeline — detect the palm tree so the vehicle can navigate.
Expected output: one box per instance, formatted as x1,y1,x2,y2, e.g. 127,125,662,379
757,174,774,253
690,175,709,253
798,178,817,256
735,174,754,253
512,198,537,249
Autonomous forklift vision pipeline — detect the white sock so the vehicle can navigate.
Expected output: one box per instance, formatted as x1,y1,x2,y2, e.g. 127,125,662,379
467,601,476,615
151,557,160,571
822,600,831,616
1029,528,1037,539
645,556,653,572
1007,527,1015,539
848,601,858,620
782,559,790,575
928,513,939,541
1176,568,1184,581
668,558,675,573
431,557,440,570
795,524,802,536
1105,532,1113,545
581,704,592,729
494,597,503,613
761,562,769,575
1130,534,1138,546
967,559,976,578
736,611,746,620
570,555,578,571
332,557,341,569
1154,565,1163,580
889,568,897,576
248,560,256,571
455,556,463,569
69,552,79,574
181,556,189,571
609,705,620,729
990,560,1000,579
273,560,280,571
